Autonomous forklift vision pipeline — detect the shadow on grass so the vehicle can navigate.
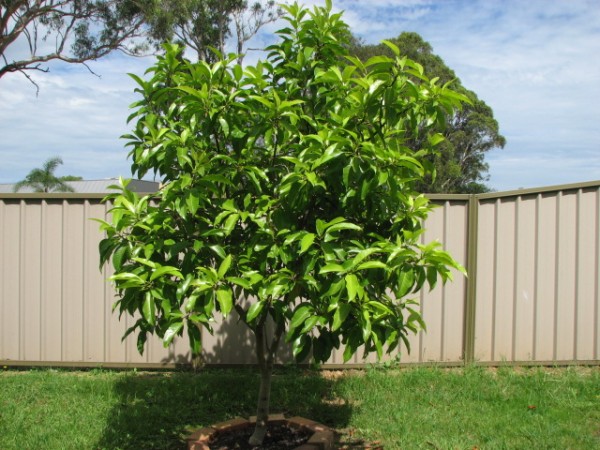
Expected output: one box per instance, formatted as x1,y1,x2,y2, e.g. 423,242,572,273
96,367,352,449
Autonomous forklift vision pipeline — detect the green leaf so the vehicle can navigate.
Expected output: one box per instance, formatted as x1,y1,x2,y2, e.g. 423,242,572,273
343,339,357,363
246,301,265,322
209,245,226,259
142,292,156,326
249,95,274,108
345,274,360,301
223,213,239,234
361,310,372,342
218,117,230,136
176,274,194,301
319,263,346,274
300,233,316,253
292,335,312,362
380,39,400,56
332,303,351,331
397,269,415,298
290,304,313,331
185,192,200,215
163,321,183,346
112,244,129,271
150,265,183,281
137,331,147,355
300,315,321,334
356,261,387,271
427,266,438,290
216,287,233,315
226,276,252,289
187,323,202,356
217,255,232,278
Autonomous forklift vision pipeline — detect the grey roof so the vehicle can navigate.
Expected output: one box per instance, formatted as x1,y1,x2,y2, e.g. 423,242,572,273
0,178,159,194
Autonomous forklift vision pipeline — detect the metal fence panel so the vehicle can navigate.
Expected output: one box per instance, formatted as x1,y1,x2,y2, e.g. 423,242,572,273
473,185,600,363
1,182,598,368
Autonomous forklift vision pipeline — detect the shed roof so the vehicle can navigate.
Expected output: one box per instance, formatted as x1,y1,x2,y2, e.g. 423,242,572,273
0,178,159,194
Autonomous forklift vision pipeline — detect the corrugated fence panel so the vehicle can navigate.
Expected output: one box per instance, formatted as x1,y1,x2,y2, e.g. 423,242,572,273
575,188,599,360
474,185,600,363
1,182,599,367
0,197,190,367
409,200,469,364
534,192,558,361
1,201,21,360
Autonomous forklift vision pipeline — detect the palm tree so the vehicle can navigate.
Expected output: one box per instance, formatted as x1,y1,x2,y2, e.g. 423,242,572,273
13,157,79,193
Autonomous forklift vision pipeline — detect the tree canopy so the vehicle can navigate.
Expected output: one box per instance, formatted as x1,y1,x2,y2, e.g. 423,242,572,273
13,156,79,192
99,1,466,445
349,32,505,193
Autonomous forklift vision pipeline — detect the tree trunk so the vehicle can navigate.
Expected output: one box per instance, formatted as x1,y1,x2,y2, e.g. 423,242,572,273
248,358,274,445
248,315,285,446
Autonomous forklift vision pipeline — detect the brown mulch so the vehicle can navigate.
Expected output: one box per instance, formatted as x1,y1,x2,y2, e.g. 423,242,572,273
209,422,312,450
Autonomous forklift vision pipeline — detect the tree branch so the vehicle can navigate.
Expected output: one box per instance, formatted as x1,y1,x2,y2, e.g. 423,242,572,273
0,0,146,85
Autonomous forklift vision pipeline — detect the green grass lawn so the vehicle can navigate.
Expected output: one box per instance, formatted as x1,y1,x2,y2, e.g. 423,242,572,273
0,365,598,449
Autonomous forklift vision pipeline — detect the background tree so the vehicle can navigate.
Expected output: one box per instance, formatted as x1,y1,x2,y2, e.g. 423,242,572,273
13,156,78,192
139,0,281,64
1,0,280,93
349,32,505,193
0,0,148,91
98,1,466,445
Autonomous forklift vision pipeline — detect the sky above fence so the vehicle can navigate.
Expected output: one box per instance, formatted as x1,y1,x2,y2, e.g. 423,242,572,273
1,0,599,191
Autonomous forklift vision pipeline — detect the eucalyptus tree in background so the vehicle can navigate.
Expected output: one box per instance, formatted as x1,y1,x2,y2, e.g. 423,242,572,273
1,0,280,93
13,156,80,192
141,0,282,64
0,0,147,91
98,1,466,445
349,32,506,193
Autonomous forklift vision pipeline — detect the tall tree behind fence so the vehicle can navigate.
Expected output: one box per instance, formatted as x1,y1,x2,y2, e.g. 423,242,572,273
1,182,598,368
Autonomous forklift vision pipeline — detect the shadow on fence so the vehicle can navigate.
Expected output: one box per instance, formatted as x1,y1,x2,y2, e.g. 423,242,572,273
201,306,295,366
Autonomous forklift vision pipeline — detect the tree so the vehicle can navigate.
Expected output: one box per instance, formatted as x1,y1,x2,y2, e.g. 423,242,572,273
141,0,282,64
0,1,147,91
13,156,78,192
98,1,466,445
1,1,281,93
349,32,505,193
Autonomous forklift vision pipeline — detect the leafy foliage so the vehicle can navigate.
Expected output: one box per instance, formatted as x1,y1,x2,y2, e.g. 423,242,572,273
349,32,506,193
98,0,466,443
100,0,467,367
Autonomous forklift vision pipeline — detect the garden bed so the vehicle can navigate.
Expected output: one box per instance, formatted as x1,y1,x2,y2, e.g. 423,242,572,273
187,414,335,449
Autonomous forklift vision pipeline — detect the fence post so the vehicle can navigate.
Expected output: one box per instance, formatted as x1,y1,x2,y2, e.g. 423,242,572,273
463,195,479,364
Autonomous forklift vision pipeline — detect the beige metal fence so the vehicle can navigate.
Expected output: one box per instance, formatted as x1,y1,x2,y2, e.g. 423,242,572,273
1,181,598,368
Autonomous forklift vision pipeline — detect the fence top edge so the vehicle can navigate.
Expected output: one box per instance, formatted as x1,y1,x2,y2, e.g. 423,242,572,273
476,179,600,200
1,180,598,201
0,192,152,200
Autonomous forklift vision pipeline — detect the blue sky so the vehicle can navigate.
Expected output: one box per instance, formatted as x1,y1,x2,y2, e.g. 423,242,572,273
1,0,599,191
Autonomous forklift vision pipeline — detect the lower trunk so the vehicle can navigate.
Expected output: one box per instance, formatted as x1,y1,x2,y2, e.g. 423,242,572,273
248,363,274,445
248,316,285,446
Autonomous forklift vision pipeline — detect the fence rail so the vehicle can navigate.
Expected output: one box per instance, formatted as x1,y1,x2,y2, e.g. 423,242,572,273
1,181,599,368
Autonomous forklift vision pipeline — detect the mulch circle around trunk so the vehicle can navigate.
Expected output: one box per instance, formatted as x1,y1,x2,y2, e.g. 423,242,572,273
209,422,312,449
187,415,336,450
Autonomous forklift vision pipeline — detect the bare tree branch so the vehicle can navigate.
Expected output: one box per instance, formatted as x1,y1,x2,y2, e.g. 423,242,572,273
0,0,146,87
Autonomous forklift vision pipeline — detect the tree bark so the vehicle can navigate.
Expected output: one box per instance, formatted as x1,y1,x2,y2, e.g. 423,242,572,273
248,314,285,446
